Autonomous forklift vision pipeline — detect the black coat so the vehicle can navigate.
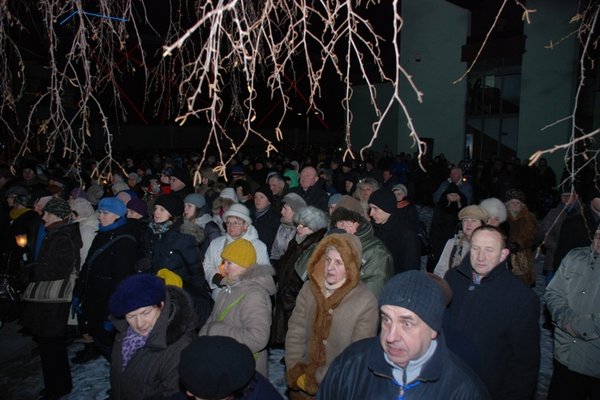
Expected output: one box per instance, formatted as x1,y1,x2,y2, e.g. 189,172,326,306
270,228,326,346
372,213,421,274
110,286,197,400
290,180,330,211
444,258,540,400
317,336,490,399
143,220,212,327
253,206,280,254
76,221,138,341
22,221,82,338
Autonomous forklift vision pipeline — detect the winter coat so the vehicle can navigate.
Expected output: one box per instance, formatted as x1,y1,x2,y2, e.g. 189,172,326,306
554,204,600,270
429,189,466,265
76,221,138,342
270,223,296,263
143,219,212,327
433,234,470,278
372,212,421,274
290,180,330,212
199,264,276,377
253,206,281,254
285,234,378,396
355,222,394,298
203,225,270,291
194,213,221,261
433,179,473,205
444,257,540,400
110,286,197,400
317,336,490,400
271,228,327,346
22,221,82,338
545,246,600,378
538,202,580,272
506,206,537,284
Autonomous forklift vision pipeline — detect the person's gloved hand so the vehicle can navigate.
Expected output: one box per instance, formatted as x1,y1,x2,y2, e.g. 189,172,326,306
103,320,114,332
296,374,307,391
71,296,82,318
212,273,226,288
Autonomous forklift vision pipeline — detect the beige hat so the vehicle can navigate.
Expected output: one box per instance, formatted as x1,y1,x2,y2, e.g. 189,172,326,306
458,205,488,222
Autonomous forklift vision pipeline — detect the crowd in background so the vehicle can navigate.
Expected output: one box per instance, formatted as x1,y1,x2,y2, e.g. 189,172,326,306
0,145,598,400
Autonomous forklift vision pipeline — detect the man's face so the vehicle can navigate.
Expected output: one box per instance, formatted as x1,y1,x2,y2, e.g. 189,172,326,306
299,167,318,190
358,185,375,202
380,305,437,368
469,229,509,276
560,193,577,206
22,168,35,182
369,204,391,225
382,170,392,182
268,177,285,196
169,176,186,191
449,168,462,183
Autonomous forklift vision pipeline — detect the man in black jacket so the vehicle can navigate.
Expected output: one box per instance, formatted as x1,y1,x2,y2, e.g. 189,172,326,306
290,165,329,211
317,271,489,399
369,189,421,274
444,226,540,400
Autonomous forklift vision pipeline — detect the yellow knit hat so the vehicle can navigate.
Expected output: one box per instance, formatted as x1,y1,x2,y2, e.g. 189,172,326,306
221,239,257,269
156,268,183,288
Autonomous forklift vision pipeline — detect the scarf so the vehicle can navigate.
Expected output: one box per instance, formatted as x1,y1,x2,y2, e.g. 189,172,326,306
385,339,438,387
98,216,126,232
121,326,150,370
149,220,173,235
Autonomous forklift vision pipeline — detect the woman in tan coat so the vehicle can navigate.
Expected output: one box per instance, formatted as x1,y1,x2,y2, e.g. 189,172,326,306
199,238,276,377
505,189,538,286
285,233,378,399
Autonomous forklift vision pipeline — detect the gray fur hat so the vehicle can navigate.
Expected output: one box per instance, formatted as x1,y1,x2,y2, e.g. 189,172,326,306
293,206,329,232
479,197,507,223
282,192,307,212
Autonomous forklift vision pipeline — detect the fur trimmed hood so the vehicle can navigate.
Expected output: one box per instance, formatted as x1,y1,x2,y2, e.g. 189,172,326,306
225,263,277,296
307,233,362,295
180,220,205,244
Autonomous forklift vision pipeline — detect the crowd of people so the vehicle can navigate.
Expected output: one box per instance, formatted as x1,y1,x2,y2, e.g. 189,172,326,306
0,147,598,400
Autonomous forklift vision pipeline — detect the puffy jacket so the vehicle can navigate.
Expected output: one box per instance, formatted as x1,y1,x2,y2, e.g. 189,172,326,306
317,336,490,400
355,222,393,298
545,246,600,378
199,264,276,376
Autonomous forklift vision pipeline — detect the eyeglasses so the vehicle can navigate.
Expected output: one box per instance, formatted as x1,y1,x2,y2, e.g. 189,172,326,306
225,220,245,227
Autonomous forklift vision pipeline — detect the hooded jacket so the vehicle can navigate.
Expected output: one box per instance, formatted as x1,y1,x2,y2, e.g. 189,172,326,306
110,286,197,400
199,263,276,376
285,234,378,396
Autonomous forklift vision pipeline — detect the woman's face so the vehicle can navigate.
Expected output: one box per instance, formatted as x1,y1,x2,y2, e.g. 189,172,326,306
183,202,197,221
254,192,270,211
98,210,120,227
446,193,460,203
506,199,523,214
125,304,163,337
223,260,246,280
325,248,347,285
42,212,62,227
154,205,171,223
461,218,482,239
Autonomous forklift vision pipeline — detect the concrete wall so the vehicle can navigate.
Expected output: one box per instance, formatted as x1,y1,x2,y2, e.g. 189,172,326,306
518,0,579,172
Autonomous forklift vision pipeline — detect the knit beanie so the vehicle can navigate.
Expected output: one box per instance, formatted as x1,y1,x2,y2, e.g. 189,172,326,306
223,203,252,225
43,198,72,219
126,198,148,217
458,205,488,223
221,238,257,268
505,188,526,203
328,193,342,208
254,186,274,204
282,192,307,212
98,197,127,217
155,194,184,218
368,189,397,214
392,184,408,198
184,193,207,210
156,268,183,288
379,270,445,332
70,198,95,219
178,336,255,399
109,274,166,317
